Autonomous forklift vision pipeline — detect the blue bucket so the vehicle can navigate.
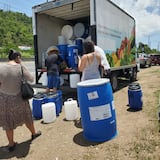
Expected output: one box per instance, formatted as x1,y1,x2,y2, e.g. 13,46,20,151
57,44,68,61
128,83,143,110
67,45,78,69
47,91,62,116
75,38,83,56
32,93,47,119
77,78,117,142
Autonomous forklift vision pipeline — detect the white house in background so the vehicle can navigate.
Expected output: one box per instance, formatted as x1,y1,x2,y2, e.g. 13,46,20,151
18,46,31,50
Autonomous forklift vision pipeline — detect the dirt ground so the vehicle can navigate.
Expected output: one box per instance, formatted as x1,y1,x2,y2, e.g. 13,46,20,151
0,65,160,160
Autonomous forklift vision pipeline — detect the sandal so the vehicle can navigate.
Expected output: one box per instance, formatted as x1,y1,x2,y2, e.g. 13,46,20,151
31,131,41,140
8,142,17,152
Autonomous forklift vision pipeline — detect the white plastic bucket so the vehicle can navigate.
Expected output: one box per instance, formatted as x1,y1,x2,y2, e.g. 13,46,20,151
42,102,56,123
64,98,78,120
69,74,80,88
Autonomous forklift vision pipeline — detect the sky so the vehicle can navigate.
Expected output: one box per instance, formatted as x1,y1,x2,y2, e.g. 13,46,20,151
0,0,160,50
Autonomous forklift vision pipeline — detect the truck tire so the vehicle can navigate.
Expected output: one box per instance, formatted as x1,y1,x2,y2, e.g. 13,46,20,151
130,69,137,82
110,74,118,91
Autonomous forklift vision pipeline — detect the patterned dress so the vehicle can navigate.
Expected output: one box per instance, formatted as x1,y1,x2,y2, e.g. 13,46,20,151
0,63,34,130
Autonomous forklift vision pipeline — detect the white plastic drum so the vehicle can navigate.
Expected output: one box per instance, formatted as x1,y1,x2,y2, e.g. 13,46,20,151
69,74,80,88
39,72,47,86
74,23,89,38
61,25,73,40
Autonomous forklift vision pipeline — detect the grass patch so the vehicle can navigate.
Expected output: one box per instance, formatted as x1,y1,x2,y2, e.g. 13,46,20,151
126,90,160,160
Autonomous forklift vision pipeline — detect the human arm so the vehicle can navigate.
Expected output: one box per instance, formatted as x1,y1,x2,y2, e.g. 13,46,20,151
78,55,87,72
21,65,34,83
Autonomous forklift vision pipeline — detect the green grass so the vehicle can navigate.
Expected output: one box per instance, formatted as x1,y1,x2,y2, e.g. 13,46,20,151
126,90,160,160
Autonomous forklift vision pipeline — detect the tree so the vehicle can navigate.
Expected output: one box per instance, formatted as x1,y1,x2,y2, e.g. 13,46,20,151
137,42,158,54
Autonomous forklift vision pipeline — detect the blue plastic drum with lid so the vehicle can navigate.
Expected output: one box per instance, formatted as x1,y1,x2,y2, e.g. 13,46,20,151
77,78,117,142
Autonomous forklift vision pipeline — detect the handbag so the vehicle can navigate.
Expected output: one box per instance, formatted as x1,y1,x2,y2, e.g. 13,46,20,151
21,65,34,99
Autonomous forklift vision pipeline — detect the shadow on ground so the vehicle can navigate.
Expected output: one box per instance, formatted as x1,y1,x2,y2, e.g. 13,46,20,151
73,131,104,147
0,139,31,159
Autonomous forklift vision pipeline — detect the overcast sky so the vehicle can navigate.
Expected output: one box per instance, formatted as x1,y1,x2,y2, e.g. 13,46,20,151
0,0,160,50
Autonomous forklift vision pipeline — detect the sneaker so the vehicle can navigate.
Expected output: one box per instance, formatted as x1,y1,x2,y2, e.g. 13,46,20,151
31,131,41,140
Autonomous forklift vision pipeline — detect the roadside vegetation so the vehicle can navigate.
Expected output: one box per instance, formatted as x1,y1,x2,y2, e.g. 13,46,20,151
0,10,159,59
0,10,33,58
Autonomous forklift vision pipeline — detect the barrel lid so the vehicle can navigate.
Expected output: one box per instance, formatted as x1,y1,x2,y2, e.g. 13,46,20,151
33,92,47,99
128,83,141,90
77,78,110,87
74,23,85,38
61,25,73,39
67,44,78,48
47,92,58,98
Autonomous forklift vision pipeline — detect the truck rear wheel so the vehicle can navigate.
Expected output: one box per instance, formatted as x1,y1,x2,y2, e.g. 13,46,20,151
130,69,137,82
110,74,118,91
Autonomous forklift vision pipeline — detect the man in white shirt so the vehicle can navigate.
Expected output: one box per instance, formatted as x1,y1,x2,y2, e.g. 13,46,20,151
94,45,111,77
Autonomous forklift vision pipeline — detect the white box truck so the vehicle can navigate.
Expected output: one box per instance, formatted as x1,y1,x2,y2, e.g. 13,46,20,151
32,0,137,91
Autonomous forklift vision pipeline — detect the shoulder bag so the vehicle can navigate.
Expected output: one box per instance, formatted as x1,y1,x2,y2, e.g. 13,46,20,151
21,65,34,99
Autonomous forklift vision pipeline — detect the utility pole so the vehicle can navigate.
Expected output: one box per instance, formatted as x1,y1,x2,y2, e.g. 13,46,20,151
148,35,151,48
157,41,160,51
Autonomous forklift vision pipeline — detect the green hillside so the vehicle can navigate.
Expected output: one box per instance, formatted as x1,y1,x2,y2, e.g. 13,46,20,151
0,10,33,48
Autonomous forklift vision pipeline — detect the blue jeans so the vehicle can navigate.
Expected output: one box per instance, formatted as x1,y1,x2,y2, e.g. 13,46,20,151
47,74,60,89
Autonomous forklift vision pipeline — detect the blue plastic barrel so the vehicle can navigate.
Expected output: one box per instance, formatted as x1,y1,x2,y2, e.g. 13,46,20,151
75,38,83,55
77,78,117,142
67,45,78,69
32,93,47,119
128,83,143,110
57,44,68,61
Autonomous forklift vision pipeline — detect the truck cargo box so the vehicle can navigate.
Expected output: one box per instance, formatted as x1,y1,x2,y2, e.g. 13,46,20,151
32,0,137,90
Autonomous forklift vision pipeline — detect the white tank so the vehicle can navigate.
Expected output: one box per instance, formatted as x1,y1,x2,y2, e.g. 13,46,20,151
69,74,80,88
42,102,56,123
64,98,78,121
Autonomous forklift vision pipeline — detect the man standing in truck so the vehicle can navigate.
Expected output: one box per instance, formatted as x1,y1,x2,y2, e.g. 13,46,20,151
94,45,111,77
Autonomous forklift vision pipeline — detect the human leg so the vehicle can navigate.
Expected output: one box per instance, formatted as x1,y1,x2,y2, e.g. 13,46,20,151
47,75,54,92
25,122,41,140
51,74,60,92
5,129,15,146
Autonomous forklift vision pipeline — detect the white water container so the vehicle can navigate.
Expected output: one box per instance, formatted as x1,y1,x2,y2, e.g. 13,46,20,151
69,74,80,88
39,72,47,86
64,98,78,120
29,98,33,110
29,89,37,110
42,102,56,123
58,35,67,45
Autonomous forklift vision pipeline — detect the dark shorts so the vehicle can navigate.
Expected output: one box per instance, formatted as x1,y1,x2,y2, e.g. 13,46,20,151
47,74,60,89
